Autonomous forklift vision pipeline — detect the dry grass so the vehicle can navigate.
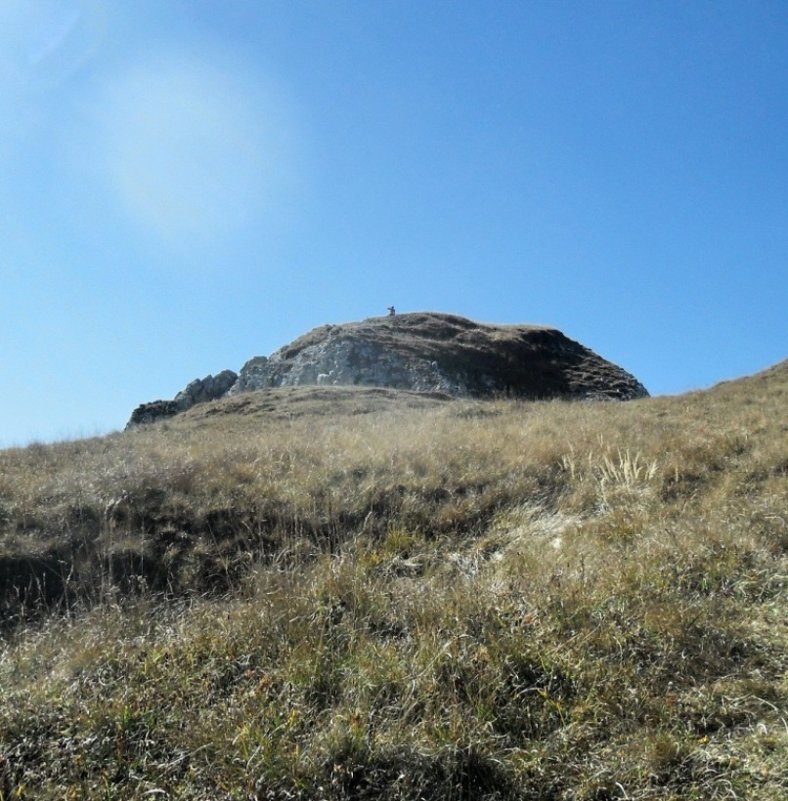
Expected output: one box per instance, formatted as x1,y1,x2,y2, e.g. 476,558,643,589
0,365,786,799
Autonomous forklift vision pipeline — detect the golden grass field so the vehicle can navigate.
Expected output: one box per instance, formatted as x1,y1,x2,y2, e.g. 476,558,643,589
0,363,785,799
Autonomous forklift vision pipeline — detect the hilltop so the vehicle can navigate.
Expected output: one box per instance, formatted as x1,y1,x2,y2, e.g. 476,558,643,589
0,360,785,800
127,312,648,426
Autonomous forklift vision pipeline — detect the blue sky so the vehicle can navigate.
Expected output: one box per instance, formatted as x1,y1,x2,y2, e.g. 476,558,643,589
1,0,786,447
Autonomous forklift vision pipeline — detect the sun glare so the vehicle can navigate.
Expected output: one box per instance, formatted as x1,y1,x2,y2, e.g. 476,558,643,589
93,51,297,252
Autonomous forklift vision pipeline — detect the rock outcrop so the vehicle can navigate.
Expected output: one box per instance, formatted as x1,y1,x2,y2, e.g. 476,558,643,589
127,370,237,427
126,312,648,427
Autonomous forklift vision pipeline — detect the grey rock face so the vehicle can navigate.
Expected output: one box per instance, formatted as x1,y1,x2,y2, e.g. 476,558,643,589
231,335,461,395
174,370,238,411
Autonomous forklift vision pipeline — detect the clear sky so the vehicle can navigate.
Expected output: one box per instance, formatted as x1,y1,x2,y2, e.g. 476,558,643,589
1,1,786,447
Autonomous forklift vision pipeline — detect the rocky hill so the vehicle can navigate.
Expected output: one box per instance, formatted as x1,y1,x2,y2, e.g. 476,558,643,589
127,312,649,426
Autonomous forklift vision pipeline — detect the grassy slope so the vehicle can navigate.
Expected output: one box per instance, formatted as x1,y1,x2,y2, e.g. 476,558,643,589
0,365,786,800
